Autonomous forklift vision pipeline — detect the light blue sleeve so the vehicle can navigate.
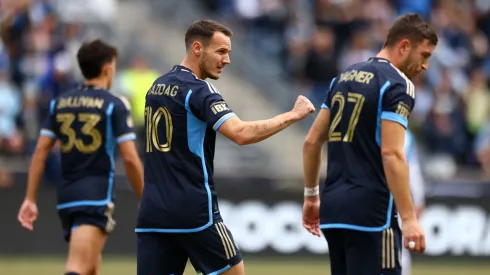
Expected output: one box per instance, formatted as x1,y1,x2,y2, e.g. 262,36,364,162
321,77,337,110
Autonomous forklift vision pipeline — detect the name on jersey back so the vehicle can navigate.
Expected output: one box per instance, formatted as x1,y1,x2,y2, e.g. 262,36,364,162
147,84,179,97
338,70,375,85
57,96,105,110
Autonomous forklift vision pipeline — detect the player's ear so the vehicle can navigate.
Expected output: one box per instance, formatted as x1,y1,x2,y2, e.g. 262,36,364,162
192,41,202,56
101,63,110,77
399,39,411,55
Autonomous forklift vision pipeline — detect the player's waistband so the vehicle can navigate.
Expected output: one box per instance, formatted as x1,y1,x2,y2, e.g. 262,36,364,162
135,216,224,234
56,175,115,210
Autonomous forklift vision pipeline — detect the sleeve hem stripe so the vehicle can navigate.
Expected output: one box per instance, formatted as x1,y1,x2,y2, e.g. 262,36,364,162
40,129,56,139
381,112,408,128
117,133,137,144
321,103,330,110
213,113,237,131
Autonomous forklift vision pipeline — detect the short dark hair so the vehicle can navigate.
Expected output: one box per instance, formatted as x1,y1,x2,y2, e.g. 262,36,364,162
77,39,118,80
383,14,438,48
185,19,233,50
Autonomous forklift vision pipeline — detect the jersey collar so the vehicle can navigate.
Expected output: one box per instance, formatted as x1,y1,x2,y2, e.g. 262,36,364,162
172,65,200,79
172,65,192,73
368,57,391,64
79,84,104,91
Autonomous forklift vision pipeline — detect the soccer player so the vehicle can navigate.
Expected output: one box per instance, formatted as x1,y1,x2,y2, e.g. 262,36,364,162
401,130,426,275
17,40,144,275
135,19,315,275
301,14,438,275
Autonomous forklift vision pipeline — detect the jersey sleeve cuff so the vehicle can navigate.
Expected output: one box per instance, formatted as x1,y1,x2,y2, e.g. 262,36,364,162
117,133,137,144
321,103,330,110
40,129,56,139
213,112,237,131
381,111,408,128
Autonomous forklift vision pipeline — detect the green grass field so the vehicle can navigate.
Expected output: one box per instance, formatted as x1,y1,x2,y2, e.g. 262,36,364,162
1,257,489,275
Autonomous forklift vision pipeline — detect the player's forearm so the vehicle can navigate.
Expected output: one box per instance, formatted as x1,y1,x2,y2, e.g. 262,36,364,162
382,153,416,221
123,158,144,199
303,140,323,188
235,112,299,145
25,153,48,202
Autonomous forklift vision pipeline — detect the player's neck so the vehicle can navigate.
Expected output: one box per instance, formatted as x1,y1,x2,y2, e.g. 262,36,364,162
84,78,109,90
181,57,205,80
376,49,400,68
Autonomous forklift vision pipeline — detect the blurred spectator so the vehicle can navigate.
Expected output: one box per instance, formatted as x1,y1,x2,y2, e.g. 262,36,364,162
0,66,23,155
410,75,433,128
338,24,376,72
463,67,490,136
55,0,117,24
61,22,84,82
475,120,490,174
116,56,159,152
422,101,469,164
396,0,433,19
303,26,338,106
0,0,32,89
0,53,23,189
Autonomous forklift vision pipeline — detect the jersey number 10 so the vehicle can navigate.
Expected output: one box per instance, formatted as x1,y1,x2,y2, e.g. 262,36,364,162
145,106,173,152
329,92,365,142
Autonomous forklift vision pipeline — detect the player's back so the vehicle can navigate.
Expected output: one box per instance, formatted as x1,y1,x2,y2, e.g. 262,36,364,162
320,57,415,231
137,65,236,232
41,84,134,209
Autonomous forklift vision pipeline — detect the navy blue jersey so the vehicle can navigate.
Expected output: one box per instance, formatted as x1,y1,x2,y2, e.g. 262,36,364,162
136,65,236,233
40,84,136,209
320,57,415,232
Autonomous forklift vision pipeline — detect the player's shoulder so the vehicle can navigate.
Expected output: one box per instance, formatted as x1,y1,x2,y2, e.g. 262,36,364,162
372,58,415,95
156,65,194,86
345,59,378,72
106,91,132,110
191,79,221,99
172,65,221,95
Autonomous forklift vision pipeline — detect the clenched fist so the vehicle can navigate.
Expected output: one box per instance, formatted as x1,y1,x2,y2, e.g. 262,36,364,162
402,217,426,253
292,95,315,120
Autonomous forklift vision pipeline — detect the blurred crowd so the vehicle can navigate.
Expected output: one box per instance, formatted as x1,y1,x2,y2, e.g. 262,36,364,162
2,0,490,184
201,0,490,177
0,0,158,187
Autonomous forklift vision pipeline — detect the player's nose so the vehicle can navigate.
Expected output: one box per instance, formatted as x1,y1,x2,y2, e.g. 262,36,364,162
223,56,231,65
421,62,428,71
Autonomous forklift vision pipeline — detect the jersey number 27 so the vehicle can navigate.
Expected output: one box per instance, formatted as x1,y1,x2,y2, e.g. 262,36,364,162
329,92,365,142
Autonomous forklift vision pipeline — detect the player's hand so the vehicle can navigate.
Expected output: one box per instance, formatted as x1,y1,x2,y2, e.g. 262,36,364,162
18,199,38,231
292,95,315,120
402,217,426,253
302,196,320,237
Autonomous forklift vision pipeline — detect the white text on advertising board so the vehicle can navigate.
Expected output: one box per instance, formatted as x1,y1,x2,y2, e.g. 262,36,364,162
220,200,490,256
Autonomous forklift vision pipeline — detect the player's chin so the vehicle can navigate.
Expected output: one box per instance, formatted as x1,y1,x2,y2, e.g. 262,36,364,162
407,72,418,80
208,72,221,80
411,70,423,79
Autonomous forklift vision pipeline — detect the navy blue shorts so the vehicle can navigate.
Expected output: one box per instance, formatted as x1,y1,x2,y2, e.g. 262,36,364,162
323,225,402,275
137,221,242,275
58,202,116,242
